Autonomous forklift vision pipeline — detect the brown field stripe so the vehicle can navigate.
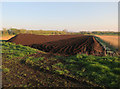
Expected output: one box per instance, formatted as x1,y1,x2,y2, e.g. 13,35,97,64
73,37,90,52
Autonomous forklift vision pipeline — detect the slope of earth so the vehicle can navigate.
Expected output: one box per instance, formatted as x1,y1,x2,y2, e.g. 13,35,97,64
2,55,93,87
2,42,97,88
2,42,120,88
31,36,105,56
7,34,84,45
7,34,105,56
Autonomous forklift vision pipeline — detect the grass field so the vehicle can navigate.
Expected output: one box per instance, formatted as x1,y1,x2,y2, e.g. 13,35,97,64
96,35,119,49
1,41,120,88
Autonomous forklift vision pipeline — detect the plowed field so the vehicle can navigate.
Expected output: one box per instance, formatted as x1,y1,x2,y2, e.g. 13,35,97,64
7,34,106,56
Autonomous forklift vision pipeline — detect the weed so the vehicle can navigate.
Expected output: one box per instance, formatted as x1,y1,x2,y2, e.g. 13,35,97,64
3,68,10,73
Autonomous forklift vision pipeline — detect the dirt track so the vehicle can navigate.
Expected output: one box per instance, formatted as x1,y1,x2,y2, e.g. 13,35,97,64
7,34,105,56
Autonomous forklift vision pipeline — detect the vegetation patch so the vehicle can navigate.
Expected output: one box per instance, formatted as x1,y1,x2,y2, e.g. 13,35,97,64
2,42,38,59
56,54,120,87
2,41,120,88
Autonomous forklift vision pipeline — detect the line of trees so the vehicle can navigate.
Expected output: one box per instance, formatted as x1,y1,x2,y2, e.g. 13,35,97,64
75,31,120,35
0,28,67,36
0,28,119,36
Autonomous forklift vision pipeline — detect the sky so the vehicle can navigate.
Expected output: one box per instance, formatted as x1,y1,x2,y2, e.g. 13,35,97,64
2,2,118,32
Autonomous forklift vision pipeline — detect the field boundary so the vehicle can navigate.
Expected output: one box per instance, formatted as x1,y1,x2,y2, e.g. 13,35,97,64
94,36,117,56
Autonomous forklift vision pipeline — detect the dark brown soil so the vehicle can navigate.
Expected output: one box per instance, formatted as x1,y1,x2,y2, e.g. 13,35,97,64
7,34,105,56
7,34,84,45
31,36,105,56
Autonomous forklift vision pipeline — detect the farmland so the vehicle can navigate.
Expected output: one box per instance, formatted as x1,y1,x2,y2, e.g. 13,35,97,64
2,42,96,87
1,41,120,88
1,1,119,88
0,35,15,40
7,34,106,56
96,35,120,50
31,35,105,56
1,33,120,88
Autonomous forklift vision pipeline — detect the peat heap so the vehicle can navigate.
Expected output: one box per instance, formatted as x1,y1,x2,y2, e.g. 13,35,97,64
7,34,83,45
7,34,105,56
31,36,105,56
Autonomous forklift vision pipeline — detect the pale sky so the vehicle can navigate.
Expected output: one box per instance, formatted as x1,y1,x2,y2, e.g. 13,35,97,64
2,2,118,32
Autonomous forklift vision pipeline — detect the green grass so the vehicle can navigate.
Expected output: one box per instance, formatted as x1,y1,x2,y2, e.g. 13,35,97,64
2,42,38,59
3,68,10,73
56,54,120,87
24,56,44,63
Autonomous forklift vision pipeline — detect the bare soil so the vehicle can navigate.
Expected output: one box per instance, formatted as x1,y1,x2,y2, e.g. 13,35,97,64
7,34,106,56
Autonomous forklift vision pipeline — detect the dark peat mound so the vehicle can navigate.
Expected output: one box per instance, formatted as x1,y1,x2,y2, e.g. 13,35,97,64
7,34,105,56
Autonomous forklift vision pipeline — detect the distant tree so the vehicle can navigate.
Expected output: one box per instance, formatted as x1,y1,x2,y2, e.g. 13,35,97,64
19,29,27,33
51,32,54,34
8,28,20,35
2,28,9,35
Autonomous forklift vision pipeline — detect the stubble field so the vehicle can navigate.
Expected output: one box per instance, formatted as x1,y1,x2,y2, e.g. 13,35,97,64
95,35,120,49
